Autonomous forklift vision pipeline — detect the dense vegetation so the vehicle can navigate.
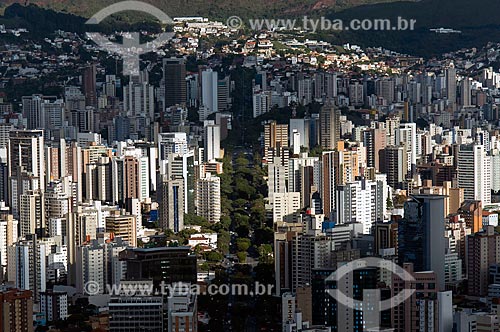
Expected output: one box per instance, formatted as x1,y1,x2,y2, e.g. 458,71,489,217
328,0,500,57
1,0,403,21
1,3,162,36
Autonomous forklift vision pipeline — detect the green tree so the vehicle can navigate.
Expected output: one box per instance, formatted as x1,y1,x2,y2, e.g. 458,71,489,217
237,251,247,263
205,251,223,262
258,244,273,264
236,238,251,252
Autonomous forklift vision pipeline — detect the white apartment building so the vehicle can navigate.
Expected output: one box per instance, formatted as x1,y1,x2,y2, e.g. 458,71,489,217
195,173,221,223
458,144,491,204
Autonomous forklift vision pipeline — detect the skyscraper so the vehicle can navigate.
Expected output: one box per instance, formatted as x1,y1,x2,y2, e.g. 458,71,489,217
321,151,336,220
40,290,68,323
22,95,63,131
381,145,407,189
460,77,472,107
8,130,45,218
158,132,188,159
19,190,45,238
75,237,130,295
123,80,155,120
105,210,137,247
392,264,441,332
82,64,97,107
217,75,232,111
395,123,417,174
195,173,221,223
319,103,340,150
263,121,288,163
158,175,185,232
0,213,17,280
398,195,447,289
363,125,386,171
457,144,491,205
0,289,34,332
200,68,218,119
336,177,384,234
163,58,187,107
445,63,457,107
204,124,221,162
7,236,47,302
467,225,500,296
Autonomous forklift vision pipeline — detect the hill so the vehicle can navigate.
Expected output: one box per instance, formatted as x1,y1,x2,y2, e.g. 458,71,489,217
0,0,405,19
327,0,500,56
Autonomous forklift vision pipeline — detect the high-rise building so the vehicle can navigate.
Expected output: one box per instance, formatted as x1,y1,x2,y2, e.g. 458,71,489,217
168,290,198,332
200,68,218,119
44,182,70,221
314,72,337,100
381,145,407,189
163,151,195,213
40,290,68,323
106,210,137,247
163,58,187,107
392,264,440,332
8,130,45,218
458,144,491,205
75,237,129,295
217,75,232,111
19,189,45,238
195,173,221,223
158,132,188,159
109,292,165,332
22,95,43,130
375,78,395,103
158,175,185,232
395,123,417,173
467,225,500,296
252,89,271,118
123,80,154,119
363,125,386,171
263,121,288,163
321,151,336,220
7,236,47,302
319,103,340,150
82,64,97,107
312,266,391,331
336,177,385,234
0,213,17,280
270,192,301,223
268,157,288,195
70,107,95,133
76,239,105,295
398,195,447,290
0,289,34,332
460,77,472,107
446,63,457,107
22,95,64,131
123,156,140,202
86,156,112,202
120,246,197,289
289,118,310,149
458,200,483,234
374,221,398,255
204,124,221,162
0,123,12,150
103,74,117,98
